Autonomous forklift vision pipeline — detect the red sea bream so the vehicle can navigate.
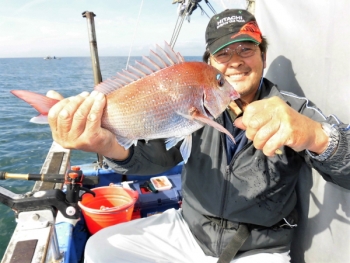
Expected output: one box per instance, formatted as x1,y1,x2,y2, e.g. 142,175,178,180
11,42,240,163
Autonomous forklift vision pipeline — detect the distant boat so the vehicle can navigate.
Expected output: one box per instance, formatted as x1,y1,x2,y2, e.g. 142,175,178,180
43,56,60,60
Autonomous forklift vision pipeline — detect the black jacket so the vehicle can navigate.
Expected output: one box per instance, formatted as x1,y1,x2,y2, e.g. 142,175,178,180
105,78,350,257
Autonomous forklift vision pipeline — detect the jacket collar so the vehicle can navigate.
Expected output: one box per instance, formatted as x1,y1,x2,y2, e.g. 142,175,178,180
257,78,285,101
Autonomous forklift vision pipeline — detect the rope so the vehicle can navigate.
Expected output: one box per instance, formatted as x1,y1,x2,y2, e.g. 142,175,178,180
126,0,144,69
170,0,216,49
170,14,185,47
220,0,227,9
197,4,210,19
170,3,192,48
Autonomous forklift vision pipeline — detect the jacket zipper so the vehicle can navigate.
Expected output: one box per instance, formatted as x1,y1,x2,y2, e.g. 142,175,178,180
219,138,253,217
216,112,254,217
217,134,253,254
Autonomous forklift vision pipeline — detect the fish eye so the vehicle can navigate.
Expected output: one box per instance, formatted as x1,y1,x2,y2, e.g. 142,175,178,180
216,74,225,87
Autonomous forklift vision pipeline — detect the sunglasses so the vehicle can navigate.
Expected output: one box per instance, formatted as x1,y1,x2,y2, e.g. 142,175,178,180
211,43,259,64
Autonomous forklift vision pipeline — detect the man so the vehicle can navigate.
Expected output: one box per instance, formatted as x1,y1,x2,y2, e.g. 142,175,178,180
48,9,350,263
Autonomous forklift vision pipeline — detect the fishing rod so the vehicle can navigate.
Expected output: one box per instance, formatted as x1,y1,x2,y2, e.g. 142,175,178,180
0,168,99,185
0,166,98,219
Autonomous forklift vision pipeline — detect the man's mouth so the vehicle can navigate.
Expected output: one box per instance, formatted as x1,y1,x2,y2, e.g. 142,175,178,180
226,72,248,80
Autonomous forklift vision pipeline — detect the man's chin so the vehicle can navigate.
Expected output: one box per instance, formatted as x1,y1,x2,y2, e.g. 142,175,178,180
229,85,245,95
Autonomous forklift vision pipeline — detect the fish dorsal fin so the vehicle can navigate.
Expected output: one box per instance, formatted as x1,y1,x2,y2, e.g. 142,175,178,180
94,41,184,95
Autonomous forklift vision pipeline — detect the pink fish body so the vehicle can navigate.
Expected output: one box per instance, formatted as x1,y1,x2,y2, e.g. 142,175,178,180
11,42,240,163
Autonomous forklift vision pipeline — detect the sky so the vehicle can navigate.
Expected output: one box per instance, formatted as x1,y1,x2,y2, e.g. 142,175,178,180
0,0,247,58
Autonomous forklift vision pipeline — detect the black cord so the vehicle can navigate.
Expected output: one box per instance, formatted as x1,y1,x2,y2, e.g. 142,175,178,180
205,0,216,14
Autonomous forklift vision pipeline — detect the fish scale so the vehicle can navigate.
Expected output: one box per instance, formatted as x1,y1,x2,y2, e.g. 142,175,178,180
102,67,205,138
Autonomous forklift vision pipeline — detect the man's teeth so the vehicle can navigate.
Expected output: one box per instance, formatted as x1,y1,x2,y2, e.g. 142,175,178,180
228,73,246,78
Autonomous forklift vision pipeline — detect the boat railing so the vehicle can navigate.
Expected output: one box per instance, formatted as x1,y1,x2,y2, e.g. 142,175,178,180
1,142,71,263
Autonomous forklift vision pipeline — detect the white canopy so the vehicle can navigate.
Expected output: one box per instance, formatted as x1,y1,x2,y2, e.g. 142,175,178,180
256,1,350,262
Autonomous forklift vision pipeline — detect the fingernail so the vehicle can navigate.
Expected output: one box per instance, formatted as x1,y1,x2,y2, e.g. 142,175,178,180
80,91,89,97
90,90,98,97
275,149,283,155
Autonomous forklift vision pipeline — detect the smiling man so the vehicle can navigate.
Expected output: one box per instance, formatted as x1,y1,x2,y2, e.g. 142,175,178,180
47,9,350,263
211,40,265,101
205,9,265,104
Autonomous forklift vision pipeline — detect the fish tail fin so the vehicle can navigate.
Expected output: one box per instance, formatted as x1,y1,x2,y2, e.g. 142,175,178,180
11,90,59,124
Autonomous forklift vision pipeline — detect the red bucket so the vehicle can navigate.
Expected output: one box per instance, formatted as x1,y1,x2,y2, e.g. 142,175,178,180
78,185,139,234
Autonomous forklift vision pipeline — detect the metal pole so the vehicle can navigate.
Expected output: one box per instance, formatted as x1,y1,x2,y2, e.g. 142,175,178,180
82,11,102,85
82,11,104,167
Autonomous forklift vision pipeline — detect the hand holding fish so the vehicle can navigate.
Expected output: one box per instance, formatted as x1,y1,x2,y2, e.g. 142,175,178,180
11,42,241,163
47,90,129,160
234,96,329,156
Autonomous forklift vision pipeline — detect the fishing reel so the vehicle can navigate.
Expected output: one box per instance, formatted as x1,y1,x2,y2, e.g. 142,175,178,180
0,167,98,219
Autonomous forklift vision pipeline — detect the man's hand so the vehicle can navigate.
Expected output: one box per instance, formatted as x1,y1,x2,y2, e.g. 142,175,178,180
47,90,129,161
234,96,329,156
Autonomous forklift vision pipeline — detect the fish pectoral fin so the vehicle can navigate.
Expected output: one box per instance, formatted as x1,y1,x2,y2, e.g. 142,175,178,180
116,137,137,149
165,137,185,150
190,107,236,144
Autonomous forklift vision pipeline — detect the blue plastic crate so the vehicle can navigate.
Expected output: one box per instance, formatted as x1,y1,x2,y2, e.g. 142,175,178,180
130,174,182,218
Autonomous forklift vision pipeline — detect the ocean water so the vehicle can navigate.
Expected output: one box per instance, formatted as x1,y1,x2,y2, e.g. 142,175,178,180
0,55,201,259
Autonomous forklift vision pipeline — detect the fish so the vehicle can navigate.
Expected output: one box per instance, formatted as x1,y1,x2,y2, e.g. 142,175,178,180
11,41,240,163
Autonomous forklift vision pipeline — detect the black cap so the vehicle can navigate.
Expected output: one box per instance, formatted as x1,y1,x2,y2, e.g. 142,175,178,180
205,9,262,54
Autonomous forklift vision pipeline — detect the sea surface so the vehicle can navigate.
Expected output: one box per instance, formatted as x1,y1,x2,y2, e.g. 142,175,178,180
0,55,201,259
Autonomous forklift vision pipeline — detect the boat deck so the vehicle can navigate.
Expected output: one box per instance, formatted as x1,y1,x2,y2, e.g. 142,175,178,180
1,142,183,263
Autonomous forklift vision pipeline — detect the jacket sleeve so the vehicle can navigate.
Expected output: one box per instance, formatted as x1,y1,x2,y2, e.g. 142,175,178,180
284,92,350,190
305,122,350,190
103,139,183,176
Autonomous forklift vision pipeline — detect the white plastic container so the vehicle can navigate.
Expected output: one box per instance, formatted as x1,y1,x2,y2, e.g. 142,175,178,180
150,176,172,191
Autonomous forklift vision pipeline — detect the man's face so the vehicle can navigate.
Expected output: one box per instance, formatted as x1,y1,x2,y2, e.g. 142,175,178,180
209,41,266,103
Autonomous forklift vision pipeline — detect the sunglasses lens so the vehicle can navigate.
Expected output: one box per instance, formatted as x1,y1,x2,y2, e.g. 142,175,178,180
237,45,257,58
213,49,232,63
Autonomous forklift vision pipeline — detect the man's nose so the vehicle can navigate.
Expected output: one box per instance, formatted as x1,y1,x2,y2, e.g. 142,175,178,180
227,52,244,66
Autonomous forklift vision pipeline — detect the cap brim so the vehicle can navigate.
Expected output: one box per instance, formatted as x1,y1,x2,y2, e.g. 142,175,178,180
209,34,260,54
